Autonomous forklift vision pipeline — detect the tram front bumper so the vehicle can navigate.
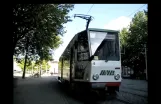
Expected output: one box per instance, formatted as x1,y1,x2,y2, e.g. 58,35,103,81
90,82,121,90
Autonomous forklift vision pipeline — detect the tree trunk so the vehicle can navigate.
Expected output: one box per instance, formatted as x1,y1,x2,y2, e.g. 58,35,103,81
22,37,29,79
22,51,28,79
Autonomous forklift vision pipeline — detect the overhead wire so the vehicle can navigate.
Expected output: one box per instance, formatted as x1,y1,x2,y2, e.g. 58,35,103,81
127,4,147,17
74,4,146,32
86,4,94,15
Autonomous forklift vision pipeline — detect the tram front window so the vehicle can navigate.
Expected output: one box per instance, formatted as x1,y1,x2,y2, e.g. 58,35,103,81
89,31,120,61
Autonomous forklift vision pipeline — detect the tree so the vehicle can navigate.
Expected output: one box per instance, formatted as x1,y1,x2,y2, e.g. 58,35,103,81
13,4,73,55
17,58,32,71
120,28,128,46
120,10,148,78
120,27,129,55
13,4,74,78
41,60,50,72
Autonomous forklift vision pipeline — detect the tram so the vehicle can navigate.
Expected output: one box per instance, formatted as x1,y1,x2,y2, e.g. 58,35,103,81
58,14,122,97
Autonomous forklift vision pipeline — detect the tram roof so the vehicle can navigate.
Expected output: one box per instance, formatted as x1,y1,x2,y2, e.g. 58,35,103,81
88,28,119,33
76,28,119,35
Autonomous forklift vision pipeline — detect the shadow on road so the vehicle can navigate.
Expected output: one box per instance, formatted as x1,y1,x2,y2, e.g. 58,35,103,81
14,76,117,104
51,79,115,104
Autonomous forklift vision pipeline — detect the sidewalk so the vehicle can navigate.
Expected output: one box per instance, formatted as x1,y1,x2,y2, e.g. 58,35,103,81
13,77,68,104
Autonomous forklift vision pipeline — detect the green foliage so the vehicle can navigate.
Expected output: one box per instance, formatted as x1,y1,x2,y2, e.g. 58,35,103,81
120,28,129,47
13,4,74,59
120,9,148,74
17,58,31,71
17,59,25,70
13,4,74,55
13,4,74,76
41,60,50,70
17,58,51,71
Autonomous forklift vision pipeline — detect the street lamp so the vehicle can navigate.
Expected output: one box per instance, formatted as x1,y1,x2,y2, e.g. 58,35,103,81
140,44,148,80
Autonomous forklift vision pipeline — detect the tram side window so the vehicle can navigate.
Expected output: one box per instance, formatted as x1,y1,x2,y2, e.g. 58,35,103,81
63,57,70,76
77,32,89,61
63,59,70,70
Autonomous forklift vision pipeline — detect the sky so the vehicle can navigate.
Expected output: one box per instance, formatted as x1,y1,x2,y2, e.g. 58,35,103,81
53,4,148,61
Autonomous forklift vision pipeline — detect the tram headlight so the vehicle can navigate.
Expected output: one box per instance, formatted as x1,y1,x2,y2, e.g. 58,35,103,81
93,74,99,80
114,74,120,80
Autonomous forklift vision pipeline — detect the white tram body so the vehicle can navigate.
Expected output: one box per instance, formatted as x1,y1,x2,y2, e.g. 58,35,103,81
58,28,122,94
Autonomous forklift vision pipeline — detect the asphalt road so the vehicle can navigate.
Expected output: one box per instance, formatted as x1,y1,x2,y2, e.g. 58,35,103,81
118,79,148,104
13,76,148,104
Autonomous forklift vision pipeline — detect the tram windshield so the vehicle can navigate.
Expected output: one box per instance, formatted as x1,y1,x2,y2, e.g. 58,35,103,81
89,31,120,61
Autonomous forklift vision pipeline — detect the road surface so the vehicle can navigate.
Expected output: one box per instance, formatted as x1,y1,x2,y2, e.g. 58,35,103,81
13,76,148,104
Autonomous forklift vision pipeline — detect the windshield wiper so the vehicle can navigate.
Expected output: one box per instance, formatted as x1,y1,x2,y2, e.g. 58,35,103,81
93,40,105,56
89,40,104,61
105,57,108,62
105,51,110,62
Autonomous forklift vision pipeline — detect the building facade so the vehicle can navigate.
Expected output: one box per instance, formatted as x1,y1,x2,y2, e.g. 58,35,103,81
48,61,58,74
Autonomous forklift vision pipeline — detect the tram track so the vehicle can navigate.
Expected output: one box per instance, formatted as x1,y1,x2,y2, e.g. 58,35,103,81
55,77,147,104
115,97,133,104
121,86,147,92
116,90,148,104
119,90,147,98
